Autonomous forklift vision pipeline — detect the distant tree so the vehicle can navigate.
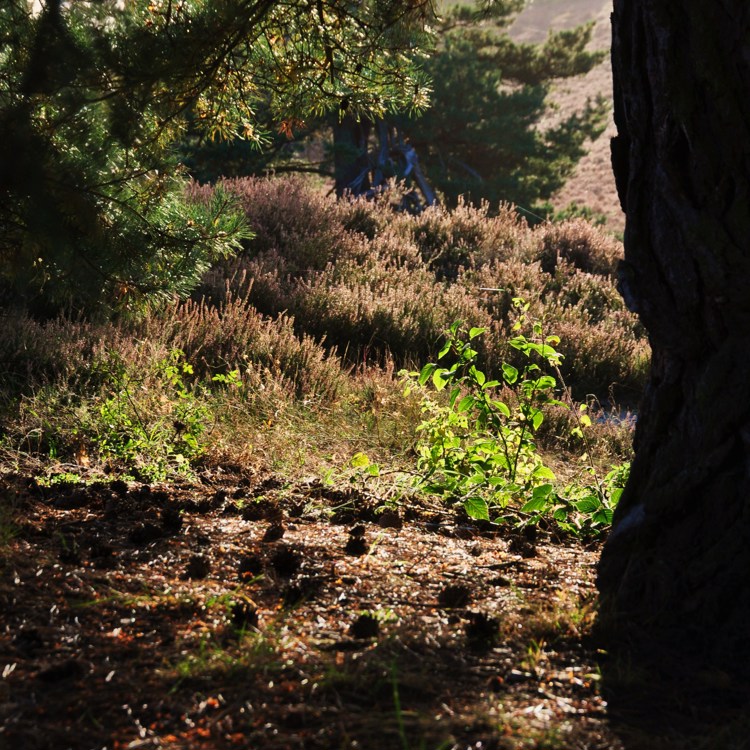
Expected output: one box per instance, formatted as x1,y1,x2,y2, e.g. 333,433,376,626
406,1,608,212
182,1,608,215
0,0,434,313
598,0,750,672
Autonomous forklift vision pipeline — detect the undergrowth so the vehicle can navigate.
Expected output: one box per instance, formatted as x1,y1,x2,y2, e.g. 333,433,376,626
0,176,639,535
399,302,626,537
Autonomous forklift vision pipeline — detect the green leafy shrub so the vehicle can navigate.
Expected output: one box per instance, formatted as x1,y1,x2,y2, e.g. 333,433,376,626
89,349,211,481
403,307,565,522
404,309,624,535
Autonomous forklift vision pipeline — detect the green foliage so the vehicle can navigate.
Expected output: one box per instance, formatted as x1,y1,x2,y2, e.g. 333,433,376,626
88,349,214,481
404,306,624,535
0,0,434,313
184,1,608,215
403,303,566,522
520,461,629,537
405,3,608,210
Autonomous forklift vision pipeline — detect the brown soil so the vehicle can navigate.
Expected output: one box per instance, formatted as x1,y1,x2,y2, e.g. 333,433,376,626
3,470,749,749
0,470,616,750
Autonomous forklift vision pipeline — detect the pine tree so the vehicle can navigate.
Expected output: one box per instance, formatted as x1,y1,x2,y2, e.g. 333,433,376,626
402,1,608,213
179,2,607,216
0,0,434,313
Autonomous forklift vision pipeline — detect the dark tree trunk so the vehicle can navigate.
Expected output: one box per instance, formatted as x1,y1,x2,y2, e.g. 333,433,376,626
332,116,372,197
598,1,750,670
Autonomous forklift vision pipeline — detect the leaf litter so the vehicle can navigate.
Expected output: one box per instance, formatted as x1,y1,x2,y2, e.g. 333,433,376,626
0,470,619,750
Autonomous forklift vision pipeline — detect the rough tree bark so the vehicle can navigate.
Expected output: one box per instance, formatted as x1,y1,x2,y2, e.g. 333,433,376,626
598,1,750,668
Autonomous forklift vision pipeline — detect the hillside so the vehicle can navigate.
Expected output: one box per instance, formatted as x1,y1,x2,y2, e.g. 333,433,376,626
512,0,624,233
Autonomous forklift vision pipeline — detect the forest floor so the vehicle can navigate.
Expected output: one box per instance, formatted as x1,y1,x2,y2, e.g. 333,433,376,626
3,469,749,750
0,467,621,750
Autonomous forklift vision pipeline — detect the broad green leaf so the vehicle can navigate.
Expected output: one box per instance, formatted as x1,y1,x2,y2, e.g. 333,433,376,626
609,487,624,507
579,414,592,428
531,465,556,481
432,369,448,391
510,335,528,351
470,366,486,386
464,496,490,521
552,507,569,522
457,395,475,412
469,326,487,339
532,410,544,431
521,495,549,513
492,400,511,418
593,507,614,525
575,495,602,513
532,483,554,501
502,363,519,384
350,452,371,468
418,363,435,386
534,375,557,390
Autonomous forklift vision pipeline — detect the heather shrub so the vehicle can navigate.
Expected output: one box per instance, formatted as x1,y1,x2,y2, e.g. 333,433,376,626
386,199,534,279
335,192,393,240
216,176,354,272
544,260,626,325
550,307,649,402
190,175,645,402
534,219,622,276
0,311,124,398
0,291,345,476
146,294,344,401
286,251,492,366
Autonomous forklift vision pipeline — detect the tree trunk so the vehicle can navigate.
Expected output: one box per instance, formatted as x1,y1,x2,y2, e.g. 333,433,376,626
598,1,750,669
332,116,372,197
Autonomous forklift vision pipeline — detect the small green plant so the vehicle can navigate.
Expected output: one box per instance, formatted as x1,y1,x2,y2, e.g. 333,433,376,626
92,349,212,481
403,302,565,522
403,303,625,534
